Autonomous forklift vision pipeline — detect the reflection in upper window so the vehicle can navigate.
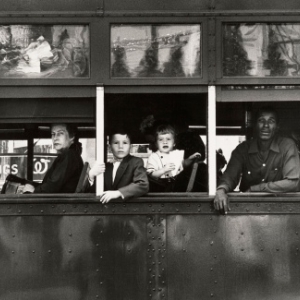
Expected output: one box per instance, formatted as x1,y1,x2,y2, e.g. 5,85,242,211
223,23,300,77
0,25,90,78
111,24,201,78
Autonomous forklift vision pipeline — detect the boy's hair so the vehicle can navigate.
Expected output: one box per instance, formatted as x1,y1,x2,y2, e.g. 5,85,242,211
154,124,176,141
109,130,132,144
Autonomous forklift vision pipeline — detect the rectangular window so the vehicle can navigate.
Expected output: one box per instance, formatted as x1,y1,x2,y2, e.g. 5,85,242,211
0,24,90,78
223,23,300,77
111,24,201,78
0,140,27,189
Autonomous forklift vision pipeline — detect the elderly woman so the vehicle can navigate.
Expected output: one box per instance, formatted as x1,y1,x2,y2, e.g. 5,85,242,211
23,123,83,193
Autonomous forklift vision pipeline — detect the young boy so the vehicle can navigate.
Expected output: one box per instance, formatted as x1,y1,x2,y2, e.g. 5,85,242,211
88,131,149,203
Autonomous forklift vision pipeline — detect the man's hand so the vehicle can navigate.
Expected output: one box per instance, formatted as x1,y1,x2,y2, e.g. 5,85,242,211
214,188,230,214
89,162,106,181
100,190,122,203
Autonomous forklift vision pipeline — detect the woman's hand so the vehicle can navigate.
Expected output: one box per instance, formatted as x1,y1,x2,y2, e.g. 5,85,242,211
23,183,35,193
89,162,106,181
188,152,201,160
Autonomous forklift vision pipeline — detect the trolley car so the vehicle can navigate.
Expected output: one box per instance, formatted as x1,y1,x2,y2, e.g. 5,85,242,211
0,0,300,299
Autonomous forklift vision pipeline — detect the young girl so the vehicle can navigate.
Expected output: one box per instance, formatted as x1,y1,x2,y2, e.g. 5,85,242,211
146,124,200,192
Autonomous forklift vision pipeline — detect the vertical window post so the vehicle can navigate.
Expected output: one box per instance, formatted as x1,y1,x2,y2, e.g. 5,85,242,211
96,85,104,196
208,85,217,195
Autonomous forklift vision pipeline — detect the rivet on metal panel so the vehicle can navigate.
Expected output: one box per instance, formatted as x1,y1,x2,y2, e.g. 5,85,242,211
214,280,217,284
162,294,165,297
261,248,264,251
257,204,260,207
69,233,72,237
276,248,279,251
12,235,15,237
68,250,72,253
149,255,152,258
297,248,299,251
112,210,115,213
30,205,33,208
96,269,99,272
152,209,155,212
183,249,186,252
41,210,44,213
210,217,212,220
161,204,164,207
187,204,190,207
96,295,99,298
52,205,55,208
210,241,214,245
96,244,99,247
198,204,201,207
63,210,66,213
32,250,35,253
210,268,213,271
198,209,201,212
48,250,51,253
246,208,249,212
84,210,88,213
149,294,152,297
123,204,126,207
296,232,298,235
211,293,214,297
100,282,103,285
158,209,161,212
18,210,21,213
176,208,179,212
11,251,14,254
148,204,152,207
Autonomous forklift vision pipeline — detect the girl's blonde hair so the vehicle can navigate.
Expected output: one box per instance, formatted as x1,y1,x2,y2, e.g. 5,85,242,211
155,124,176,141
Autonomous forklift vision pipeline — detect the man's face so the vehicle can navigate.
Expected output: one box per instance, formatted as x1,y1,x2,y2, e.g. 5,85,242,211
110,134,131,159
51,124,73,153
256,112,278,141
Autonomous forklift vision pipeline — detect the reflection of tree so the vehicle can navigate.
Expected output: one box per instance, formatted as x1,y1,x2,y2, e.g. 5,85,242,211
111,46,130,77
163,35,185,77
223,25,252,76
136,41,163,77
264,27,288,76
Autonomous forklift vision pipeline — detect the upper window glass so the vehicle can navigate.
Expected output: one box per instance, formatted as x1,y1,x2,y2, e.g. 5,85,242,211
0,25,90,78
111,24,201,78
223,23,300,77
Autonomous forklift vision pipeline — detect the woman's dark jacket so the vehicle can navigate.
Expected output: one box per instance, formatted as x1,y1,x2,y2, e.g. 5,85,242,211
34,143,83,193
